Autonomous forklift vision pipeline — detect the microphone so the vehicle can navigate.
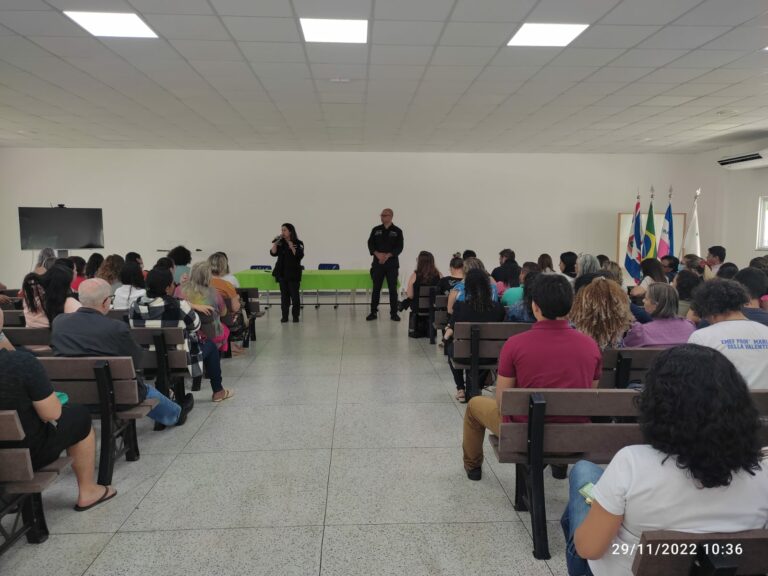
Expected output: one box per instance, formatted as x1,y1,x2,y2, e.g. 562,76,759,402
273,235,282,244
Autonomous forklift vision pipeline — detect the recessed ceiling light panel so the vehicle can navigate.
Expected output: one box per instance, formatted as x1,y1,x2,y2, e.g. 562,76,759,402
300,18,367,44
63,11,157,38
507,23,589,47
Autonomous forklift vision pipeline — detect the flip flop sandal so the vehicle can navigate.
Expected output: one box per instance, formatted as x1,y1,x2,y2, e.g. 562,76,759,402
455,390,465,401
74,486,116,512
212,389,235,403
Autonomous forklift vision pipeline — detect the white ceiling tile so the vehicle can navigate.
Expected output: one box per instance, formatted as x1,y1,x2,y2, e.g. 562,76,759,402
375,0,454,21
419,79,475,94
475,66,541,84
609,49,689,67
0,1,50,9
101,38,182,61
710,83,768,97
210,0,292,17
490,46,561,66
440,22,515,46
601,0,702,25
667,49,751,68
451,0,535,22
46,0,134,9
527,0,621,23
368,65,425,79
663,82,729,96
676,0,768,26
129,0,214,14
170,40,243,61
533,66,598,83
27,36,106,59
570,25,661,48
370,44,432,65
293,0,371,19
431,46,497,66
636,67,708,83
239,42,306,63
723,51,768,69
0,10,87,37
305,43,368,64
690,68,763,83
548,48,625,66
688,95,745,108
249,61,310,78
423,65,482,82
189,59,253,77
310,63,366,79
145,15,231,40
640,95,697,106
585,67,654,83
372,20,443,45
318,91,364,103
702,25,768,51
221,17,300,42
637,26,733,50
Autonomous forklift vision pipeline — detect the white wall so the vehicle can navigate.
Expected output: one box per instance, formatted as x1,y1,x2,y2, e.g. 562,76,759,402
0,148,723,288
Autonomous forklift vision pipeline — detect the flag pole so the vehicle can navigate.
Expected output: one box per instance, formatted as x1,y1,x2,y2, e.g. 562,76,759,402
678,189,701,260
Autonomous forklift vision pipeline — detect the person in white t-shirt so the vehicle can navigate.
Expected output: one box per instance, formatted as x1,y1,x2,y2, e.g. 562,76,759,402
561,345,768,576
687,279,768,390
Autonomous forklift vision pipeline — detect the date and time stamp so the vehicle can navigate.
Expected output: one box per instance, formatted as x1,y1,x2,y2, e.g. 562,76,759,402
611,542,744,556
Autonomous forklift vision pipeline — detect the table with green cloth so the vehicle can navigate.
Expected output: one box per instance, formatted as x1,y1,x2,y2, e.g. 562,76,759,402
234,269,397,291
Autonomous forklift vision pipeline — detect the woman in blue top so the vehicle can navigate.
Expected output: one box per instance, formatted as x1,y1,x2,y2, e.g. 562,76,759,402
447,257,498,314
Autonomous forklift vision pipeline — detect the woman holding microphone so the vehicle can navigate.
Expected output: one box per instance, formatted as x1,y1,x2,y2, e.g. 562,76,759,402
270,223,305,323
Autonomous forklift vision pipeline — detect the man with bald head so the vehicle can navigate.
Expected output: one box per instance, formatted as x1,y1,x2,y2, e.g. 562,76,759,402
50,278,192,428
367,208,404,321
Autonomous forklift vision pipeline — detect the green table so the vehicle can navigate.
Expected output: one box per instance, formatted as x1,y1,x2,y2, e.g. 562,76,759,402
234,269,397,291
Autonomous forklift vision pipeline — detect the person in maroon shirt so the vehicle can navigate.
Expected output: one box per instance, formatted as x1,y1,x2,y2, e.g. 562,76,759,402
462,274,602,481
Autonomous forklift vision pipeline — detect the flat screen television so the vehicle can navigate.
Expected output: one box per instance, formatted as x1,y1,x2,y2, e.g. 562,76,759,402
18,207,104,250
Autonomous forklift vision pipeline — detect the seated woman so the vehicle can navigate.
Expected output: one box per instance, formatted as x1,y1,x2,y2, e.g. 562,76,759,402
112,262,146,310
96,254,125,295
208,252,246,354
400,251,441,338
33,247,56,275
623,283,695,347
559,251,577,280
174,262,229,352
84,252,104,279
562,345,768,576
444,269,505,402
502,262,540,307
715,262,739,279
538,253,555,274
673,269,702,318
505,271,540,323
447,258,499,314
0,348,117,511
70,256,87,292
570,277,633,349
22,263,82,328
167,245,192,285
438,254,464,295
575,254,601,279
629,258,667,298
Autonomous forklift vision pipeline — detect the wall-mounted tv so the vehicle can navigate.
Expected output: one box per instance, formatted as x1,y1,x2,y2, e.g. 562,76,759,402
18,207,104,249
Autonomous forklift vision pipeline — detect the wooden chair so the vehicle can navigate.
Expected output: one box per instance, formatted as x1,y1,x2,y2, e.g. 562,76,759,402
0,411,71,556
632,529,768,575
450,322,532,400
37,357,156,486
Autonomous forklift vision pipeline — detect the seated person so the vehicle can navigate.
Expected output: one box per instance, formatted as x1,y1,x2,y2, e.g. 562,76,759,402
733,267,768,326
623,283,695,347
438,254,464,295
131,268,234,403
400,251,441,338
660,255,679,282
0,349,117,511
209,252,246,352
505,270,540,323
0,309,14,350
563,345,768,576
629,258,667,298
70,256,87,292
51,279,192,428
570,277,633,349
447,258,498,314
95,254,125,295
112,261,146,310
462,274,601,480
688,279,768,389
443,269,505,402
501,262,539,307
174,262,229,352
167,245,192,285
715,262,739,279
22,263,82,328
491,248,517,283
672,269,701,318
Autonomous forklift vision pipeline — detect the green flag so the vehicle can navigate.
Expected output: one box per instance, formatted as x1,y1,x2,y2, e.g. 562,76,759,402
642,198,657,260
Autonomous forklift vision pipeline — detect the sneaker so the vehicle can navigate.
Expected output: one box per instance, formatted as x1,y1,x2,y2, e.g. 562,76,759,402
390,313,401,321
466,467,482,481
176,393,195,427
366,312,378,321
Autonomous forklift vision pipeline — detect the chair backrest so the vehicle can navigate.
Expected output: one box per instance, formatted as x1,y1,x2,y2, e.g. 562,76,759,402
2,310,25,327
632,530,768,576
318,263,340,270
106,309,129,323
452,322,531,358
250,265,272,271
37,357,139,405
0,412,33,483
0,289,19,297
416,285,437,312
129,327,188,371
3,327,51,347
599,347,666,389
236,288,261,316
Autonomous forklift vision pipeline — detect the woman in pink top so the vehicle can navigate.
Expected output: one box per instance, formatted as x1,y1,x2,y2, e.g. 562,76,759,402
22,264,82,328
623,283,695,347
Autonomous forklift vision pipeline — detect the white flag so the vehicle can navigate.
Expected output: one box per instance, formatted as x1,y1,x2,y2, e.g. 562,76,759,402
680,191,701,257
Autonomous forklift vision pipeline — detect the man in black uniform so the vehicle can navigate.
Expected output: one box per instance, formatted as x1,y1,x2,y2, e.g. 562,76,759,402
367,208,404,321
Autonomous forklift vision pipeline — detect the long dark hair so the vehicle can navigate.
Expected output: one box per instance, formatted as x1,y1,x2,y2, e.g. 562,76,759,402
560,251,577,278
70,256,86,277
85,253,104,278
464,269,493,313
415,251,440,284
281,223,300,244
640,258,667,283
638,345,763,488
120,262,145,289
22,264,74,324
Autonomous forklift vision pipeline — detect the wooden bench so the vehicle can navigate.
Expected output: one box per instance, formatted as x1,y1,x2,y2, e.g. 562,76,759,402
451,322,532,400
106,309,129,323
490,388,768,560
430,294,448,344
599,347,666,389
1,310,25,327
37,357,157,486
411,285,438,340
0,411,71,556
129,327,191,396
632,529,768,575
237,288,263,344
3,327,52,355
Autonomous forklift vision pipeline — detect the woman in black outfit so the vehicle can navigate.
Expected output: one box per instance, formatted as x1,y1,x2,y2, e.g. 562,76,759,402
270,223,305,323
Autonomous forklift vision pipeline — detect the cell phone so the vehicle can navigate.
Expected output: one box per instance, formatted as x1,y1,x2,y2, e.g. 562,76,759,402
579,482,595,504
55,391,69,405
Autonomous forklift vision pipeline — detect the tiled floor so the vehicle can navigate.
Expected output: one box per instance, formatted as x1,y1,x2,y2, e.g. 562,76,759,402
0,308,571,576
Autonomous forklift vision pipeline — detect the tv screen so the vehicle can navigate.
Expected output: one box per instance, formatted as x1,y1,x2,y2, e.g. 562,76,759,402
18,207,104,250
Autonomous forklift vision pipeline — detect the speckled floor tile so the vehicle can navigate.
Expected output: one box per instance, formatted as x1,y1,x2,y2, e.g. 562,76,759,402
0,534,111,576
340,355,437,375
134,405,215,455
231,374,339,405
337,372,452,404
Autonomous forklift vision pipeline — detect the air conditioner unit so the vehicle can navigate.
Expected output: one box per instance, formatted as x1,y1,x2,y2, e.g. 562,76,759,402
717,149,768,170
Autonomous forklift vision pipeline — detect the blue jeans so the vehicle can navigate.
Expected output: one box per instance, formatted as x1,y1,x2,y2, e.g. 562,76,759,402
561,460,605,576
145,385,182,426
200,339,223,393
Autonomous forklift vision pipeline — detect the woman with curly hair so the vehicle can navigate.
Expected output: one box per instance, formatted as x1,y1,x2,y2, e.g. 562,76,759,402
96,254,125,295
562,345,768,576
570,277,633,349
